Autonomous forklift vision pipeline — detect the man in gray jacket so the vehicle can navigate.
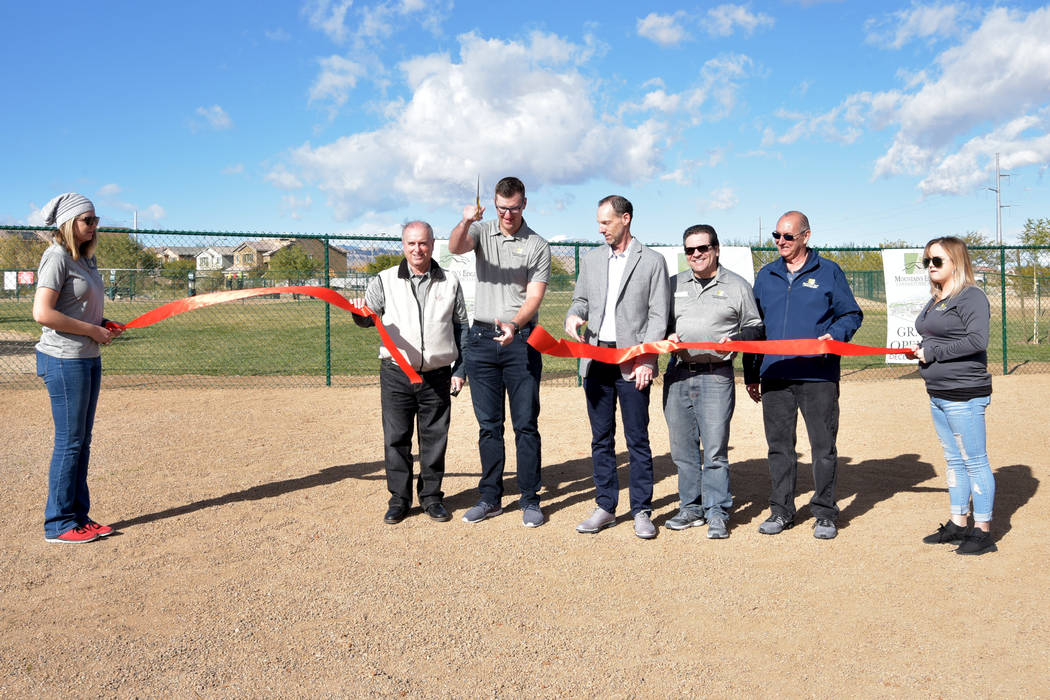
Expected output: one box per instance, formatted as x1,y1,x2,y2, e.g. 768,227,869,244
565,195,670,539
354,221,468,525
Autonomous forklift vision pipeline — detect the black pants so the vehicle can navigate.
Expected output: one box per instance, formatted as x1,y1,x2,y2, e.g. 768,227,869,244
760,379,841,521
380,360,452,507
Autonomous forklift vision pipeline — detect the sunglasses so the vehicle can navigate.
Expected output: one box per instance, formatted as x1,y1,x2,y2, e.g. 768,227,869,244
78,216,101,226
494,204,524,215
923,256,946,269
684,244,714,256
771,231,798,241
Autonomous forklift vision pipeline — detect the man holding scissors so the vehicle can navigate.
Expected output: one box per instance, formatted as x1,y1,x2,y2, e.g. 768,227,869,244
448,176,552,527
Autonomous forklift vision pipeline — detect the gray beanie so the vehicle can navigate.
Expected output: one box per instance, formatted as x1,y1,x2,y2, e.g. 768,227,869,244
41,193,95,228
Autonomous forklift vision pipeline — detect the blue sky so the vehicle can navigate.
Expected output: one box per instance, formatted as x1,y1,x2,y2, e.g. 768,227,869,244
3,1,1048,246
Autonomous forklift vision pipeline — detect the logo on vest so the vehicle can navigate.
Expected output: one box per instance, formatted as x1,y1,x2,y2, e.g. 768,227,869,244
802,278,819,289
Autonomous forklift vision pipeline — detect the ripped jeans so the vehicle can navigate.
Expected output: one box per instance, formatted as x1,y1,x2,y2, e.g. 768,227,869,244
929,395,994,522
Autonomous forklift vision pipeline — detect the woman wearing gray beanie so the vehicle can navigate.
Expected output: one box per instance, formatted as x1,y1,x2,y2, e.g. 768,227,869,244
33,193,123,543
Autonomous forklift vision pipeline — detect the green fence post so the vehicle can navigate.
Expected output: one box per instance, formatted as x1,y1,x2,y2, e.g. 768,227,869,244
325,236,332,387
1000,245,1008,375
574,242,582,387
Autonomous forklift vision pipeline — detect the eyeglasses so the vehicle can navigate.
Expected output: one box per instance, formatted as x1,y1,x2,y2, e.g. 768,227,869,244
771,231,800,241
495,204,524,215
78,216,101,227
684,244,714,256
923,256,945,269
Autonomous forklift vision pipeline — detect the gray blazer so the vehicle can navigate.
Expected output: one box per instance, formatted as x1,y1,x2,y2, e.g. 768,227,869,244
566,238,670,379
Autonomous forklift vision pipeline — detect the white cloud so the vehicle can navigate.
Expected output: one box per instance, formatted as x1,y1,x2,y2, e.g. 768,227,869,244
703,4,774,37
267,166,304,190
660,149,727,185
282,31,668,221
637,11,690,46
704,186,738,211
194,105,233,130
222,163,244,175
764,6,1050,197
282,194,313,220
98,183,122,196
309,55,366,108
303,0,353,43
626,54,755,124
865,2,974,49
144,204,166,221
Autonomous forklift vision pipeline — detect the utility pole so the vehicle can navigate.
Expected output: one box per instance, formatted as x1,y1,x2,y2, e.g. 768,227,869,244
986,152,1010,244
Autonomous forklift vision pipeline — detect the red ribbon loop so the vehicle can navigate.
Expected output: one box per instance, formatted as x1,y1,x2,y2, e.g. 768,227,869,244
526,325,902,364
111,285,422,383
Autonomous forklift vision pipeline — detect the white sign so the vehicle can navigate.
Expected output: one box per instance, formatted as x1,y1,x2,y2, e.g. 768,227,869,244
434,241,477,324
3,271,15,291
882,249,928,364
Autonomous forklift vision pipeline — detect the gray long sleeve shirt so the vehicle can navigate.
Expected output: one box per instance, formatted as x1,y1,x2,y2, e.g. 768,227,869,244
914,284,991,395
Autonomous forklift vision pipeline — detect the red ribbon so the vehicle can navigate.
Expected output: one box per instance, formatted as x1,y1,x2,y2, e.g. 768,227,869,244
526,325,905,364
106,285,422,384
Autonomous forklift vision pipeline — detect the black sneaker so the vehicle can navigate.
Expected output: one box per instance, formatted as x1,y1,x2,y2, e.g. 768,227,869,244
956,529,997,555
922,520,969,545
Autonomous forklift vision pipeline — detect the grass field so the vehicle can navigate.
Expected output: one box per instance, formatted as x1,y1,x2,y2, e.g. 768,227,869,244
1,287,1048,387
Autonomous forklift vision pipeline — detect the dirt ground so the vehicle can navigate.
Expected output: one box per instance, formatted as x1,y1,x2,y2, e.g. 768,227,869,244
1,375,1047,698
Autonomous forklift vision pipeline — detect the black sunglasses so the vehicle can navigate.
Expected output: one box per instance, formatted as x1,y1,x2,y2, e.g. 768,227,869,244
684,244,714,256
923,256,945,269
78,216,101,226
771,231,800,241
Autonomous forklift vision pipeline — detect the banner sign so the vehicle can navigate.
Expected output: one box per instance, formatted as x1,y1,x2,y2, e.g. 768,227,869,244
434,241,477,324
881,249,927,364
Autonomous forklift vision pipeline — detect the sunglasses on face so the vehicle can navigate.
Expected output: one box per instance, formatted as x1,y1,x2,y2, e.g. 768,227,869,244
771,231,800,241
684,244,714,256
494,204,524,215
923,256,946,269
78,216,101,226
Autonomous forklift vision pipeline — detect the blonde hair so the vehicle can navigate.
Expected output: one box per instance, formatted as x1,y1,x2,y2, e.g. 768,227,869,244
54,217,98,260
924,236,975,298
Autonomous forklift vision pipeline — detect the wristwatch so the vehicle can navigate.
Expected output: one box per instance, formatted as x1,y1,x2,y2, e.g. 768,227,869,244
508,320,520,334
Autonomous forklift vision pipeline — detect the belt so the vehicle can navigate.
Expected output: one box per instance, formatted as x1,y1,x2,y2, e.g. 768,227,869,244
472,320,534,332
679,360,733,373
597,340,617,348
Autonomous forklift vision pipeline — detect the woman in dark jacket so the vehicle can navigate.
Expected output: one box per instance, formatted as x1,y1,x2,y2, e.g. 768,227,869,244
911,237,995,555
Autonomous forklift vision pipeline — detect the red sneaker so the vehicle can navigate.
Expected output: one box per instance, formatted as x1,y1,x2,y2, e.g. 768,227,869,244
45,526,99,544
84,521,114,537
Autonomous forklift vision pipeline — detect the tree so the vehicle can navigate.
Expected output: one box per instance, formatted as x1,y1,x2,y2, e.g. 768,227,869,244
956,231,999,270
96,232,157,270
161,258,196,283
269,245,320,282
0,233,47,268
364,253,403,275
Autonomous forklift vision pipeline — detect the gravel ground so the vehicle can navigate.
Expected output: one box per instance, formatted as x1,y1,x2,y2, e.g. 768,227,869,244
1,376,1047,697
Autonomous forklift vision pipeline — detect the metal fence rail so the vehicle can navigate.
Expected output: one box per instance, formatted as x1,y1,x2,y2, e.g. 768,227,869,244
2,227,1047,388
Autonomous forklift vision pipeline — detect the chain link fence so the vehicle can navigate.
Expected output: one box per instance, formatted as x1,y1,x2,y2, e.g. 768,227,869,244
2,227,1048,388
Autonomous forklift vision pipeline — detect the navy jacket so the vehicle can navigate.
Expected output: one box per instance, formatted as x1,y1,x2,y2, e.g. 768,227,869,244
745,250,863,383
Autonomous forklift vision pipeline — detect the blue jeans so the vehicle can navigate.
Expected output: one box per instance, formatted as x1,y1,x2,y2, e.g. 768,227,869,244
584,360,654,516
929,395,994,522
663,362,735,520
464,324,542,507
37,351,102,538
760,379,840,521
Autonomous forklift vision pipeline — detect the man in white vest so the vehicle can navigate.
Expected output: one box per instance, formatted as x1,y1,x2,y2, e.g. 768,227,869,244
354,221,468,524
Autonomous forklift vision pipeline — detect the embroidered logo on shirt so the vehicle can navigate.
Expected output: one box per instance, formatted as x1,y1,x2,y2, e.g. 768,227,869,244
937,302,948,311
802,278,819,289
714,290,727,297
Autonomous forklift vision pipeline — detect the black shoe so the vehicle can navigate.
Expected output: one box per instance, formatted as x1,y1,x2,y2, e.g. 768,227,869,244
956,529,997,555
922,520,969,545
384,504,408,524
758,513,794,535
424,502,452,522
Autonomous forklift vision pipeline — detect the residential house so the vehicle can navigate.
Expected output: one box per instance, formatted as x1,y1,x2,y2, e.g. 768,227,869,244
195,246,236,272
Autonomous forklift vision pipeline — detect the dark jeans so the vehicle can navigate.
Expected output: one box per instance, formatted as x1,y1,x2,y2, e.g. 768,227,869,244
584,360,654,515
380,360,452,508
464,323,542,507
760,379,841,521
37,351,101,538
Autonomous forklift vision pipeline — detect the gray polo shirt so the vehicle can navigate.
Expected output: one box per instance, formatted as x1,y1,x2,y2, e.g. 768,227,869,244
466,218,551,325
669,264,763,363
35,243,105,359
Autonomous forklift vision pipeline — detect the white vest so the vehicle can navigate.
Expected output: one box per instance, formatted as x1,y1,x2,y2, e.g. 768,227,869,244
377,262,461,372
